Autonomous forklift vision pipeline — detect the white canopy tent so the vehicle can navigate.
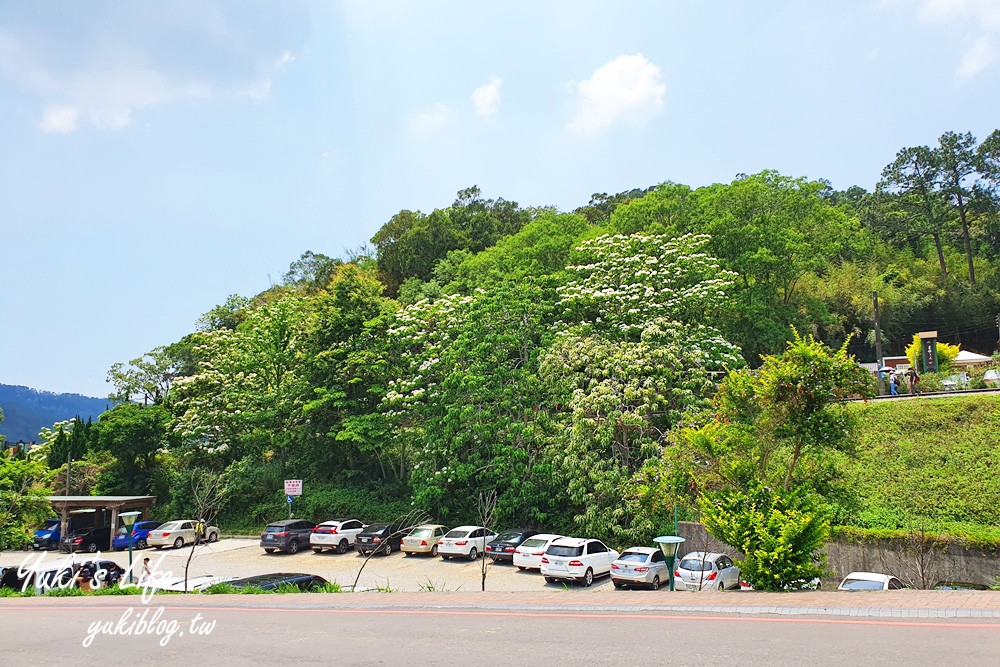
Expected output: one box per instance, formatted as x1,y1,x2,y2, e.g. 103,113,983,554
952,350,993,367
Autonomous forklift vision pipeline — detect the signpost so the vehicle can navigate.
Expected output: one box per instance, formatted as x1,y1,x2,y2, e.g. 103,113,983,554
284,480,302,519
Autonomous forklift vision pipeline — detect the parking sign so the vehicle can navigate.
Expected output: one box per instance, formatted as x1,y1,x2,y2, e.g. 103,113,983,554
284,479,302,496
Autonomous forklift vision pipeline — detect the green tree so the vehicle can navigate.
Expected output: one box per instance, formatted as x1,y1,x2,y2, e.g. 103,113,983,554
94,403,174,493
713,330,874,491
0,452,52,549
699,482,830,591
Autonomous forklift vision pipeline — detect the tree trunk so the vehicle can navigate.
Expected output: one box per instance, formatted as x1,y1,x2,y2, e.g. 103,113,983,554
932,232,947,277
783,442,803,491
956,192,976,286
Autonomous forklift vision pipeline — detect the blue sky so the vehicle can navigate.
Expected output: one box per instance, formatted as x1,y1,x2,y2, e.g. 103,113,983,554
2,0,999,398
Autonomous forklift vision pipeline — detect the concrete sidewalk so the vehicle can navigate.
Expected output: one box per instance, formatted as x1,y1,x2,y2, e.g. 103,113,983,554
4,589,998,620
293,589,1000,619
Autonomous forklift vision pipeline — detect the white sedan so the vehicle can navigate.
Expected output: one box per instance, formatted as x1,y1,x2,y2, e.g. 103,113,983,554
675,551,741,591
437,526,497,561
512,533,564,570
540,537,619,587
310,519,366,554
838,571,906,590
147,520,220,549
610,546,670,590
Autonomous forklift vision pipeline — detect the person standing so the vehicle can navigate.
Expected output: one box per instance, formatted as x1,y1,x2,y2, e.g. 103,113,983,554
905,368,920,395
890,374,899,395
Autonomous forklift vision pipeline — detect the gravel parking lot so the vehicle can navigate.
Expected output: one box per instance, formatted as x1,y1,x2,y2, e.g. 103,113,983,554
1,539,620,593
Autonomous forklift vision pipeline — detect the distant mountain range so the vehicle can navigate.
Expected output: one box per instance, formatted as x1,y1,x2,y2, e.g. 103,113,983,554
0,384,110,442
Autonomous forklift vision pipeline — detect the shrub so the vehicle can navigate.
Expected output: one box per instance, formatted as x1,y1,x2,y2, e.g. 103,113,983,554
699,482,830,591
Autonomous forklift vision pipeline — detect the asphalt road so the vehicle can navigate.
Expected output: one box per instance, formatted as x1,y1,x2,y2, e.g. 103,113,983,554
1,596,998,666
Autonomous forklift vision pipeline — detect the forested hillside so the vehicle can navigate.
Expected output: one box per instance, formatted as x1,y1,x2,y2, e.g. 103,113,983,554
0,385,108,442
7,131,1000,563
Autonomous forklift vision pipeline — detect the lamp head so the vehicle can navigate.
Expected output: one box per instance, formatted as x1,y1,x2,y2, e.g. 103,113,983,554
653,535,685,559
120,511,142,528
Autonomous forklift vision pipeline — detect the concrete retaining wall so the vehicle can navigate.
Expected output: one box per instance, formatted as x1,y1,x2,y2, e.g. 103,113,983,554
675,522,1000,589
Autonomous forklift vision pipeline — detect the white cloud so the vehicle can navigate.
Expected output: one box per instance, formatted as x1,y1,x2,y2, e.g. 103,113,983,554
567,54,665,135
39,105,80,134
0,32,294,134
956,35,998,79
917,0,1000,80
409,103,454,135
472,76,502,120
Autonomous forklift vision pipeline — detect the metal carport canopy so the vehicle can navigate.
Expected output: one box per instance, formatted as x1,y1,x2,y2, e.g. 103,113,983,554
47,496,157,552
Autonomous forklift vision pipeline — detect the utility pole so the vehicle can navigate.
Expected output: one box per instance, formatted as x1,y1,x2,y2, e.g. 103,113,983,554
66,447,71,496
873,291,885,395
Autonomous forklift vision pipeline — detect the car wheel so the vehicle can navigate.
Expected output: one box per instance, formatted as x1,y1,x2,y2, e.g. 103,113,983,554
517,566,526,571
173,537,184,549
288,539,300,554
87,542,98,553
717,581,725,591
431,545,438,557
312,547,324,554
441,555,450,560
208,531,218,543
581,568,594,587
136,539,147,550
153,545,162,550
264,548,275,554
544,577,556,584
332,539,347,554
650,575,660,591
468,547,478,561
613,581,624,589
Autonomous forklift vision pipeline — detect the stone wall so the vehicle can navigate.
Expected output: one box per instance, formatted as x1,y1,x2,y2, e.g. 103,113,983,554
676,522,1000,589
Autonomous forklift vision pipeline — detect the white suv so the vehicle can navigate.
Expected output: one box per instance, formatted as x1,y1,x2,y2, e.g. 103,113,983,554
310,519,366,554
540,537,619,587
437,526,497,561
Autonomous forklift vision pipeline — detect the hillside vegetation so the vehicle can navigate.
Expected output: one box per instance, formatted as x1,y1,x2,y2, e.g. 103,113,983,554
839,395,1000,543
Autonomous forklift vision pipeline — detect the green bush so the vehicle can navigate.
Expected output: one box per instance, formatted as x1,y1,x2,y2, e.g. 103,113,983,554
700,482,830,591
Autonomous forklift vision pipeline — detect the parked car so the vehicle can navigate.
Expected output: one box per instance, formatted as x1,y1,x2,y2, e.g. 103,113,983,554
260,519,316,554
611,546,670,590
148,520,221,550
983,369,1000,387
675,552,741,591
438,525,497,561
226,573,328,591
60,526,112,553
112,520,163,551
540,537,619,587
512,533,565,571
401,524,448,556
486,529,540,563
140,575,237,592
837,571,906,591
73,560,126,590
310,519,367,554
33,515,94,550
355,523,406,556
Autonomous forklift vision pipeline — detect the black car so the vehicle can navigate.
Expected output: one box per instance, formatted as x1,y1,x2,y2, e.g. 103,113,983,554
260,519,316,554
73,560,126,589
226,573,328,591
60,526,112,553
486,529,541,562
355,523,405,556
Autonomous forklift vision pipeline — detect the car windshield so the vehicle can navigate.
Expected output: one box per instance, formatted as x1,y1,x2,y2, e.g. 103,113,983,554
840,579,885,590
679,558,714,571
263,525,288,533
159,522,182,531
547,545,583,557
520,538,548,548
445,529,470,539
364,524,390,533
410,528,435,538
495,532,523,542
618,551,650,562
115,527,128,536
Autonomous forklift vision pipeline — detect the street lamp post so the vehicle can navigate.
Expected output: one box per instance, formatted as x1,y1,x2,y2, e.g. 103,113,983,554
654,535,686,592
119,511,142,585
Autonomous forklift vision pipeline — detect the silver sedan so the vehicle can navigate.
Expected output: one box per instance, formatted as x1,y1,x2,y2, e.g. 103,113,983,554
610,546,670,590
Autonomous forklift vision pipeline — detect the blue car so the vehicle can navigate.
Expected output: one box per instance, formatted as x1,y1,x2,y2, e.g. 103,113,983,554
33,518,63,550
112,520,163,551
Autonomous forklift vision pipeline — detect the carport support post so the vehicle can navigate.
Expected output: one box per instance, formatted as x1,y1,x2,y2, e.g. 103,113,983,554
109,507,119,552
59,507,69,548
